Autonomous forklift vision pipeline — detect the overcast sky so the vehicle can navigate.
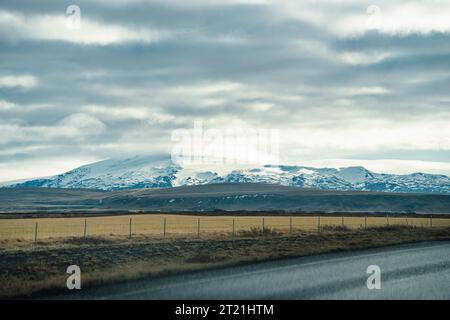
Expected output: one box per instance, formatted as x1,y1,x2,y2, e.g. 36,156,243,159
0,0,449,181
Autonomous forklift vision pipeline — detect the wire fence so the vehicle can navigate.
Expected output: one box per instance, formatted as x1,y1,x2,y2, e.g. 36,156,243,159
0,214,449,242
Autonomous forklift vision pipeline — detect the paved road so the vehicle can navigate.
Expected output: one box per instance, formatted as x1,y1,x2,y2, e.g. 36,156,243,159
64,241,450,299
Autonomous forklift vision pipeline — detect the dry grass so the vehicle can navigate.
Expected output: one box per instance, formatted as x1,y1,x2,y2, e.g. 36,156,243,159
1,214,448,241
320,224,352,232
238,226,283,237
1,224,450,299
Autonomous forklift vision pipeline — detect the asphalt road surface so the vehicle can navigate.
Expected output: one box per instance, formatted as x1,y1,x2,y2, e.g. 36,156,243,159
62,241,450,299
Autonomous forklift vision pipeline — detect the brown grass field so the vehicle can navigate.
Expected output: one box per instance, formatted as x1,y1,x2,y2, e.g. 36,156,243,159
1,214,450,241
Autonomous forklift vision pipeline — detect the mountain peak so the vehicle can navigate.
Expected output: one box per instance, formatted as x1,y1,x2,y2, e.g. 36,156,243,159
336,166,373,184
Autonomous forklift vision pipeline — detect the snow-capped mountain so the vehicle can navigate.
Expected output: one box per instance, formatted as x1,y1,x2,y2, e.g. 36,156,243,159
2,155,450,193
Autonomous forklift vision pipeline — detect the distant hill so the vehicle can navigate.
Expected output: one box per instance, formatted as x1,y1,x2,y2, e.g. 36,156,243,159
0,183,449,214
2,155,449,194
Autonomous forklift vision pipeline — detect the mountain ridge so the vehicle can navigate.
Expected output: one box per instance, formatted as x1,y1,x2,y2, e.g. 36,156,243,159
2,155,449,194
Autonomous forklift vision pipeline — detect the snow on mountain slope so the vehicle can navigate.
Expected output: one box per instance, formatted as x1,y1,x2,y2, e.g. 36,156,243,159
3,155,450,193
6,156,180,190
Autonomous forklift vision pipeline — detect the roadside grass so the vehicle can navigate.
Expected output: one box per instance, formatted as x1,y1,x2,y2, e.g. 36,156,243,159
1,225,449,299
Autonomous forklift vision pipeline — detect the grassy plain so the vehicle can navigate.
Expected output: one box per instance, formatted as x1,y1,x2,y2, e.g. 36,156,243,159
1,214,449,240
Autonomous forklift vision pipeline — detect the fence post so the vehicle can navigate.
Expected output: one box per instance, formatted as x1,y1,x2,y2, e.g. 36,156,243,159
34,222,38,243
262,217,265,231
197,218,200,238
364,216,367,229
317,216,321,233
430,216,433,228
129,218,132,239
406,217,409,226
232,218,235,236
290,216,293,233
386,216,389,226
83,219,87,239
163,217,167,238
342,215,344,226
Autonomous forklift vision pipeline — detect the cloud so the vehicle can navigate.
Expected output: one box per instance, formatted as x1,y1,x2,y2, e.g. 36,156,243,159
336,86,391,96
0,10,163,45
338,51,392,66
275,0,450,37
82,104,177,124
59,113,106,135
284,117,450,156
0,74,37,88
166,82,243,96
0,113,106,146
0,100,15,110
